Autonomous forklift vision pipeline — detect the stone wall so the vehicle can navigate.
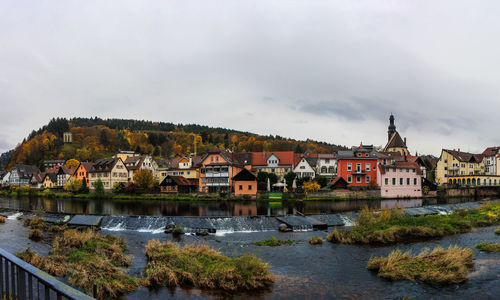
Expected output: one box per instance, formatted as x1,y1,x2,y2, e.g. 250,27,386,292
306,189,381,199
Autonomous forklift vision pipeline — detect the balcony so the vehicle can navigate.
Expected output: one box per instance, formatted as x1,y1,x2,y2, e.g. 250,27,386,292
353,170,366,175
205,172,229,178
448,166,459,171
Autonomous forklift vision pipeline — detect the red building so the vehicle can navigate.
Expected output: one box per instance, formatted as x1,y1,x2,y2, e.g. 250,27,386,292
336,144,378,187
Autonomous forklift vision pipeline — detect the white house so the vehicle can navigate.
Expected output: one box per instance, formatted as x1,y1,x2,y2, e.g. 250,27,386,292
124,155,157,181
316,154,337,177
293,157,317,179
482,146,500,175
9,165,40,187
0,171,10,186
56,166,74,188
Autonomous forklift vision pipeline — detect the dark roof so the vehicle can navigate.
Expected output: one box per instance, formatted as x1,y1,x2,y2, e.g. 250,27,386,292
338,146,377,160
443,149,483,163
482,146,500,157
12,165,40,179
233,169,257,181
376,151,404,161
57,166,74,175
124,156,146,170
328,176,348,189
79,162,94,172
159,175,198,186
384,131,407,150
89,158,121,173
231,152,253,166
43,173,58,183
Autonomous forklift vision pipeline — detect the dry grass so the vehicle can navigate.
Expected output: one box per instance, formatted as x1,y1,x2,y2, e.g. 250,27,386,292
0,216,5,223
308,236,323,245
328,202,500,245
17,229,138,299
28,229,42,240
475,242,500,252
367,245,474,285
144,239,274,291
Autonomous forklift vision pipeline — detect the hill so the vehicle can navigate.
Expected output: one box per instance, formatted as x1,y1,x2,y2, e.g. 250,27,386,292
6,117,345,170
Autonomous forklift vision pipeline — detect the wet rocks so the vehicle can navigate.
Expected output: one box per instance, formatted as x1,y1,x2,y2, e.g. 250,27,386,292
279,223,291,232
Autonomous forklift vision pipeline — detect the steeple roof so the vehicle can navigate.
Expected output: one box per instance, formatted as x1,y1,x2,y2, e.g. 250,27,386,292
384,131,407,150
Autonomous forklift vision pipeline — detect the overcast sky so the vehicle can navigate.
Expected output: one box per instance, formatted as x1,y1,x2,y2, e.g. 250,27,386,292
1,1,499,156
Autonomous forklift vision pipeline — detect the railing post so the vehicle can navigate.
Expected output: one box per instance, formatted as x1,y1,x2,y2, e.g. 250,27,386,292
4,260,9,300
0,256,3,298
18,268,26,300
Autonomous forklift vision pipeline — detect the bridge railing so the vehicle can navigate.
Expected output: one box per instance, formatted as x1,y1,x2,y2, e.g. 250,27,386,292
0,248,95,300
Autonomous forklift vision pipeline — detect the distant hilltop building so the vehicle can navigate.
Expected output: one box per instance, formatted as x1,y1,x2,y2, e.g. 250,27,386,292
383,114,409,156
63,131,72,143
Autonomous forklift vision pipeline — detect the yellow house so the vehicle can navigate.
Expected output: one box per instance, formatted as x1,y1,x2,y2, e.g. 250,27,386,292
42,173,57,189
435,149,484,184
154,155,201,183
88,158,128,191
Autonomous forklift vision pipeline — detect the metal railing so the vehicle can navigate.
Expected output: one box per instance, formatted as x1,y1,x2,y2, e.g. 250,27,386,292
0,248,94,300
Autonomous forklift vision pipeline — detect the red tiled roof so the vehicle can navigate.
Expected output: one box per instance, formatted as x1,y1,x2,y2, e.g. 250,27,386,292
251,151,294,166
482,146,500,157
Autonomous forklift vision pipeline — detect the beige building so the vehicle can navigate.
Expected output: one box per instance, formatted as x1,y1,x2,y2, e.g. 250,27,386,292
123,155,157,181
88,158,128,191
435,149,484,185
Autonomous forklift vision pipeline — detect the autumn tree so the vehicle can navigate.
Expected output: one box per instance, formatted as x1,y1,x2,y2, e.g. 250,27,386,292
64,178,82,193
64,158,80,169
303,181,321,192
133,169,155,190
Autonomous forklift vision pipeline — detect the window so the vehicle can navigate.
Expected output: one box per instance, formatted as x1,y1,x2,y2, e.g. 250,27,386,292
461,163,465,168
366,163,371,171
211,157,214,162
385,178,389,185
356,176,361,183
366,175,371,183
248,185,252,190
216,157,219,162
347,163,352,171
239,185,242,190
444,159,448,163
400,178,403,185
325,159,330,163
392,178,396,185
365,153,369,157
393,168,396,172
414,178,418,185
469,164,473,168
406,178,410,185
347,175,352,183
356,163,361,172
412,169,415,173
406,168,409,172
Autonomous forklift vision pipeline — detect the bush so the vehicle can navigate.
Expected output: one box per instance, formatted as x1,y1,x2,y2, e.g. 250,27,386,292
172,225,184,236
143,239,274,291
367,245,474,285
0,216,5,223
303,181,321,192
133,169,155,190
308,236,323,245
92,179,105,196
125,182,137,194
495,227,500,235
113,182,125,194
29,229,42,240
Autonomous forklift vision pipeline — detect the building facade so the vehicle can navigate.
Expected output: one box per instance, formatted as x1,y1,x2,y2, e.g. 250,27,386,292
73,162,94,187
9,165,40,187
435,149,484,184
482,146,500,175
198,151,243,193
337,145,378,187
293,157,317,179
88,158,128,191
251,151,294,180
377,161,423,198
316,154,337,177
383,114,409,156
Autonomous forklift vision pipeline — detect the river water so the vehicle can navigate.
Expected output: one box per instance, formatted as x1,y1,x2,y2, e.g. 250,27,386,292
0,196,483,216
1,197,499,299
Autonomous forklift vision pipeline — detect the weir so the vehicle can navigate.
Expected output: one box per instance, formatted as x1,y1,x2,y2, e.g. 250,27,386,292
1,201,486,234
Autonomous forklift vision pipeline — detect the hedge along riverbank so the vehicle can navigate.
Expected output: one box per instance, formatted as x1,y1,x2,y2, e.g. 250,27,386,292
327,201,500,245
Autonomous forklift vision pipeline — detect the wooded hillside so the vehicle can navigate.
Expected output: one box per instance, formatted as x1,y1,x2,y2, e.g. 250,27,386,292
6,117,345,170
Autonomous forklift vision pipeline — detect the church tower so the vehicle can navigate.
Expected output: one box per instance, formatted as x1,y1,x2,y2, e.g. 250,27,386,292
388,114,396,142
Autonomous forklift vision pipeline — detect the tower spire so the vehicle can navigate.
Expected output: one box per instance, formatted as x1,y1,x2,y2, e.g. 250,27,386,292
388,113,396,142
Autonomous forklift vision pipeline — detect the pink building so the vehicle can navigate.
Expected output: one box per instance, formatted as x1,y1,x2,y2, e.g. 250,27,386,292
377,161,423,198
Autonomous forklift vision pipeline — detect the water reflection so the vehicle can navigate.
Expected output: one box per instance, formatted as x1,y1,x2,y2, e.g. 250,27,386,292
0,196,481,217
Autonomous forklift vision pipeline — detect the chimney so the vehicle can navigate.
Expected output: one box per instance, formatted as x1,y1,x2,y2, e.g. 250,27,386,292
404,137,406,145
458,148,460,153
263,151,266,158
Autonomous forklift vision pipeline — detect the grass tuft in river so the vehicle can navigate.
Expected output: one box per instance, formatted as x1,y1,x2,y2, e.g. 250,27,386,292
495,227,500,235
327,201,500,245
16,229,138,299
144,239,274,291
308,235,323,245
367,245,474,285
253,237,293,246
475,242,500,252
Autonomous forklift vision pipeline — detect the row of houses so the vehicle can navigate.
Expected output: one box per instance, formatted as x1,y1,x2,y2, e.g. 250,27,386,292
1,114,499,198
